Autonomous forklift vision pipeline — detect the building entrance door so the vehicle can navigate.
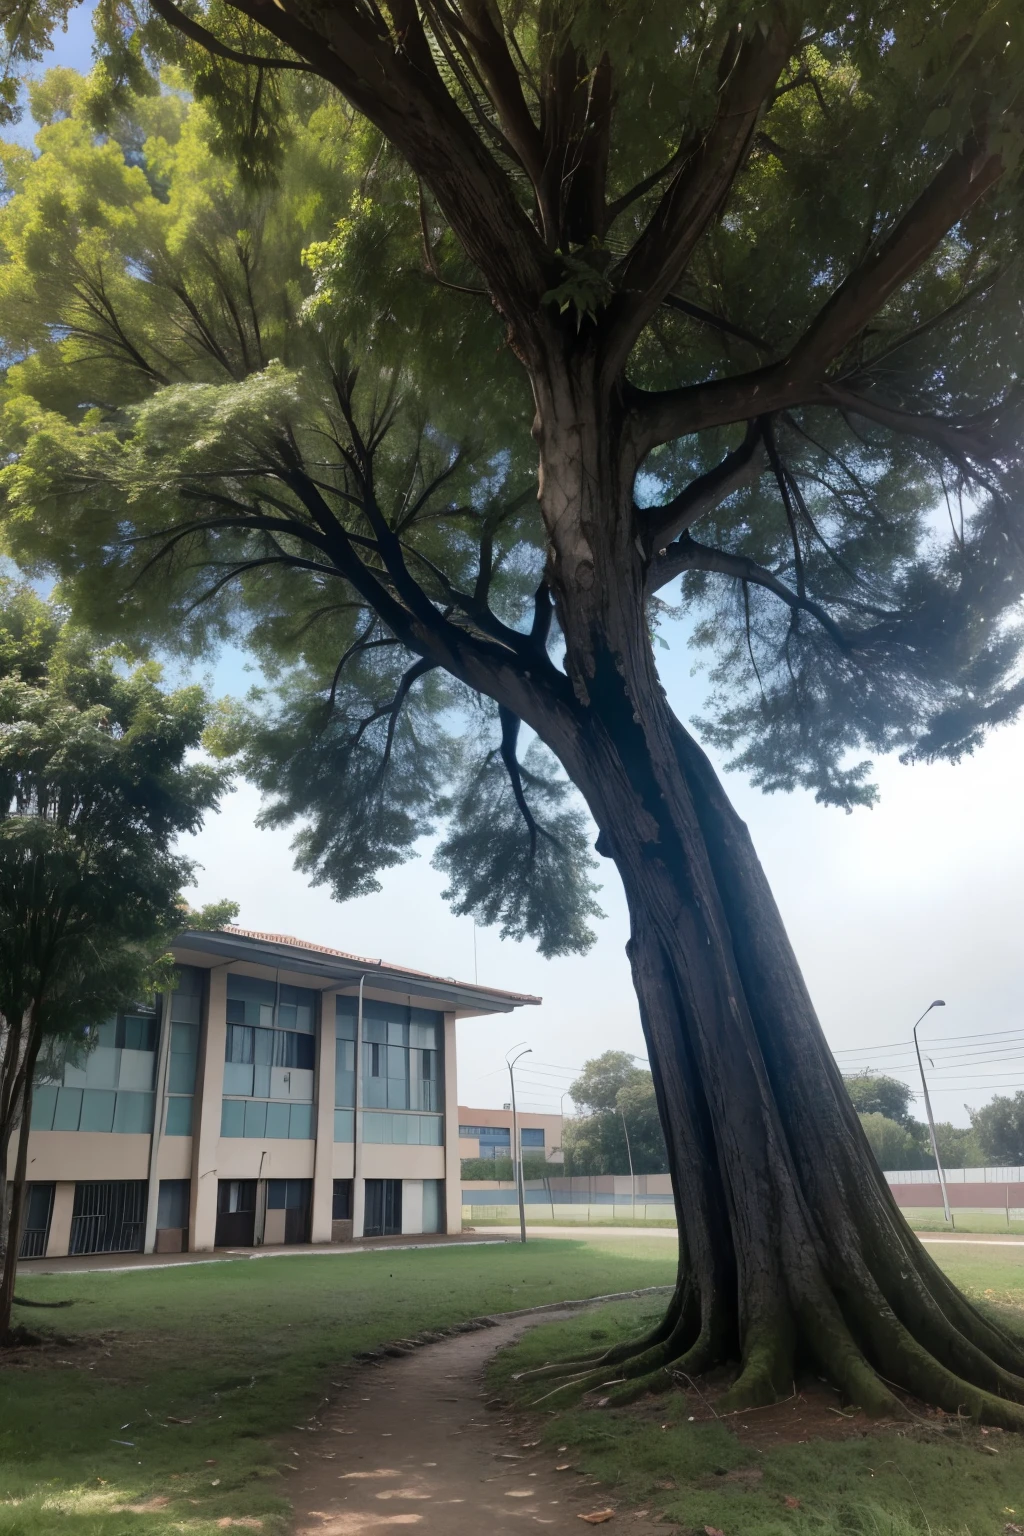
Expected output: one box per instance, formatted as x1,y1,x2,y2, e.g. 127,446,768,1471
215,1180,257,1246
364,1179,402,1237
70,1181,147,1255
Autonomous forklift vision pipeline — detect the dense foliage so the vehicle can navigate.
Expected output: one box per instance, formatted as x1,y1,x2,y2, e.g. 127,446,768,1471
563,1051,668,1176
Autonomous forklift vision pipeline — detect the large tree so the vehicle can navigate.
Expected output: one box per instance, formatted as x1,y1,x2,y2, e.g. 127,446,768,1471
3,2,1024,1419
563,1050,668,1175
0,581,228,1339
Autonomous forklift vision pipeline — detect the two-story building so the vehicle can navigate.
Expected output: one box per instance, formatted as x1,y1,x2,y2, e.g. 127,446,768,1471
16,925,538,1259
458,1106,564,1164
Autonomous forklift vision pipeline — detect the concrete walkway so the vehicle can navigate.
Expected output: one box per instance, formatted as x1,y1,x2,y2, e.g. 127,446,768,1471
18,1232,507,1277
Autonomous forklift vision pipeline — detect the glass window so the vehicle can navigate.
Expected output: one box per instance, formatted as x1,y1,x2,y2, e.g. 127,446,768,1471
274,1031,315,1070
254,1028,273,1064
171,967,204,1025
332,1179,353,1220
265,1101,290,1138
226,1025,254,1064
80,1089,116,1133
31,1086,58,1131
279,985,316,1031
422,1179,442,1233
53,1087,83,1131
166,1096,193,1135
267,1178,310,1210
95,1018,118,1050
334,1108,354,1141
387,1020,408,1046
113,1091,154,1133
218,1179,255,1214
121,1015,157,1052
169,1053,197,1094
223,1061,255,1096
289,1103,313,1139
419,1115,443,1145
221,1099,245,1137
226,997,245,1024
157,1179,190,1229
521,1128,545,1148
243,1099,267,1138
363,1111,386,1143
335,998,357,1038
335,1038,355,1108
362,1016,386,1044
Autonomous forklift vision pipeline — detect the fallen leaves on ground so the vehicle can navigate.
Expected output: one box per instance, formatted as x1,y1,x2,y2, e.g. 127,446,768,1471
579,1513,615,1526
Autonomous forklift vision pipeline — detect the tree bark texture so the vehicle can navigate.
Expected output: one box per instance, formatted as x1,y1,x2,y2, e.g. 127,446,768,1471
519,365,1024,1422
0,1030,39,1343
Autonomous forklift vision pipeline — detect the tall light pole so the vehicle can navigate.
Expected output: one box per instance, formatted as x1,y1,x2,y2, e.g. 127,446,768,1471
507,1043,532,1244
912,1000,950,1223
620,1106,636,1224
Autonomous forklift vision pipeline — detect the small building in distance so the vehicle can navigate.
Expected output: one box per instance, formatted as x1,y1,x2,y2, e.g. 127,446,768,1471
458,1105,564,1165
15,925,538,1259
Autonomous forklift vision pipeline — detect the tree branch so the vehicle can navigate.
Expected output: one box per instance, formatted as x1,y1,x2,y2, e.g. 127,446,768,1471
642,420,765,554
379,657,436,777
630,133,1006,452
148,0,313,71
647,531,850,651
498,704,540,858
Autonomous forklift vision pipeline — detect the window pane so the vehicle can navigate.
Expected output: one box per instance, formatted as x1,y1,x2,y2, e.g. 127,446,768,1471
53,1088,83,1131
225,997,245,1024
422,1179,441,1233
387,1020,408,1046
226,1025,254,1064
334,1109,354,1142
172,1022,198,1056
157,1179,190,1228
31,1086,57,1131
267,1179,287,1209
288,1103,313,1139
258,1003,274,1029
223,1061,255,1096
118,1049,156,1092
293,1005,313,1033
335,1014,356,1041
117,1091,154,1133
521,1128,545,1147
253,1063,271,1098
420,1116,443,1145
277,1004,297,1031
363,1112,386,1143
364,1075,387,1108
221,1099,245,1137
253,1028,273,1065
335,1069,355,1108
243,1099,267,1138
169,1054,197,1094
332,1179,352,1220
265,1101,290,1138
363,1018,386,1044
80,1089,116,1133
166,1096,194,1135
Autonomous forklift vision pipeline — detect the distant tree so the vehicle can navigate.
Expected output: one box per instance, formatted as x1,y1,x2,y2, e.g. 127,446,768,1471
933,1122,985,1169
563,1050,668,1176
0,583,229,1343
969,1096,1024,1168
460,1153,550,1183
858,1113,931,1173
844,1074,916,1127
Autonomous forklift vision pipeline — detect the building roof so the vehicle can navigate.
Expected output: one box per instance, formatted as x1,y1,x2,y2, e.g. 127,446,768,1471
174,924,541,1016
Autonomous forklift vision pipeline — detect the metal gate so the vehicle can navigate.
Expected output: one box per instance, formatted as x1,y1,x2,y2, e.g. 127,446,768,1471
69,1181,147,1255
19,1183,55,1258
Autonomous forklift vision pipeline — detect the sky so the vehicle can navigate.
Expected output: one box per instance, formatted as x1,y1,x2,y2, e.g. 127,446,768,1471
8,15,1024,1129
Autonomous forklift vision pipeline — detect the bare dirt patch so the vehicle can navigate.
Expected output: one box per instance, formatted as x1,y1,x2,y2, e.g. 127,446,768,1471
289,1316,671,1535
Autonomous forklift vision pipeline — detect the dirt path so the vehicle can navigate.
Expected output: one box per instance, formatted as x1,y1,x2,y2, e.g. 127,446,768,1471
290,1314,665,1535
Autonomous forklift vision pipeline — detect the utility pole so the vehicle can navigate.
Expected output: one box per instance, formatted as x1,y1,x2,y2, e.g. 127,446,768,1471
620,1106,635,1224
507,1043,532,1244
912,999,950,1224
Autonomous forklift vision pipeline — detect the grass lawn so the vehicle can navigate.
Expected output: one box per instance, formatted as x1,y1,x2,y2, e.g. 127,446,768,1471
0,1238,675,1536
909,1208,1024,1236
488,1239,1024,1536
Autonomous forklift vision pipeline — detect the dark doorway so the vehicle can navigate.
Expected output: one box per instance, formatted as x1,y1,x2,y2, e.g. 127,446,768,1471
19,1183,55,1258
266,1178,312,1243
215,1179,257,1247
70,1181,147,1255
364,1178,402,1237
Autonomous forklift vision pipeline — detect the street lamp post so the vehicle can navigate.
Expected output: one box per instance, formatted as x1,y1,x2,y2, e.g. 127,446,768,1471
912,1000,950,1223
620,1107,636,1224
507,1044,532,1244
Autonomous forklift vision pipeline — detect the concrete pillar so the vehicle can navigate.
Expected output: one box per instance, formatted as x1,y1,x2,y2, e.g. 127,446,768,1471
442,1012,462,1235
46,1181,75,1258
351,984,366,1240
144,991,172,1254
189,965,228,1251
310,989,338,1243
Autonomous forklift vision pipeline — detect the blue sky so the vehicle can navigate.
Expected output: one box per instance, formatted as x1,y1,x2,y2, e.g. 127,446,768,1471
7,14,1024,1125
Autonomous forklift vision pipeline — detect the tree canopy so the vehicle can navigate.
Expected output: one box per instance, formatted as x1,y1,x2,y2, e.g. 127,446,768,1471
563,1050,668,1175
969,1093,1024,1166
0,579,229,1336
4,0,1024,1419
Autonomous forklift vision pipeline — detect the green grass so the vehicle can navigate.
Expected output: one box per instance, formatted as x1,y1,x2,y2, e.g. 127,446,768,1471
465,1211,678,1227
487,1244,1024,1536
907,1207,1024,1235
2,1238,675,1536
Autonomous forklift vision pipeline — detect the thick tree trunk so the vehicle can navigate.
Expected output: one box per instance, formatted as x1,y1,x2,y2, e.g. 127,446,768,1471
524,363,1024,1423
0,1037,38,1344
